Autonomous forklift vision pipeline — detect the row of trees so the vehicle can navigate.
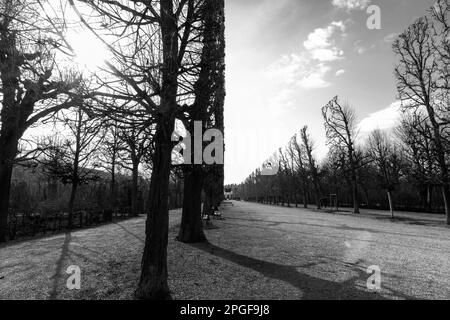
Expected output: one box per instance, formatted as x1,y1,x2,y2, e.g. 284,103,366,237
0,0,226,299
232,0,450,225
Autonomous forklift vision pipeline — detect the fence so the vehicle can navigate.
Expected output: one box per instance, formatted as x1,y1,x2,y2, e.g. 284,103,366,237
7,207,132,241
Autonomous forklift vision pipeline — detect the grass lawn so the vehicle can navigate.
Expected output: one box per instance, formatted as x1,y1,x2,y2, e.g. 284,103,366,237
1,201,449,300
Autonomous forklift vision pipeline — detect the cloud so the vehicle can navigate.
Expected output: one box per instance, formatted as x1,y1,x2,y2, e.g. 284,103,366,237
265,21,346,90
332,0,371,11
298,63,331,89
358,101,402,134
335,69,346,76
354,40,376,54
265,54,332,89
265,53,306,85
310,48,344,61
304,21,346,62
383,33,399,43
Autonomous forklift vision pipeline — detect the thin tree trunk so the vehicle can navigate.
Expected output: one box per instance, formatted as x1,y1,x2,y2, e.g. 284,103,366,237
352,180,360,213
131,160,139,216
178,165,206,243
362,186,370,208
427,185,433,212
387,190,394,219
441,185,450,225
68,111,82,229
68,181,78,229
315,191,321,210
110,157,116,212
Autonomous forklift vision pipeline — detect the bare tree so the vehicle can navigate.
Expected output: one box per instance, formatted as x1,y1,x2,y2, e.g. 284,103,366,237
367,129,404,218
40,107,103,227
97,121,125,218
119,123,153,217
431,0,450,94
322,96,360,213
278,147,291,206
397,114,439,212
393,15,450,224
290,136,309,208
300,126,322,209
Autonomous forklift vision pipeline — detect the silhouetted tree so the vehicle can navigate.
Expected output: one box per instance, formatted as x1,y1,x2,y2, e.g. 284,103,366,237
394,14,450,224
322,96,360,213
367,130,405,218
301,126,322,209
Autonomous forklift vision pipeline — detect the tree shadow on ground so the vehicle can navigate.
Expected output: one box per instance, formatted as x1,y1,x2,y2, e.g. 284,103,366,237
224,216,450,243
48,232,71,299
112,222,145,243
220,220,449,253
189,241,416,300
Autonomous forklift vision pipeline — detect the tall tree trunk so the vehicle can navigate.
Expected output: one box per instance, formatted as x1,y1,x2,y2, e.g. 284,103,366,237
349,147,360,214
135,116,174,300
178,0,225,241
0,126,19,242
178,165,206,243
135,0,178,300
350,160,360,214
0,152,15,242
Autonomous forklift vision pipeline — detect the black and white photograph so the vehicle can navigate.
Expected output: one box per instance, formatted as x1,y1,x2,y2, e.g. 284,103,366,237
0,0,449,309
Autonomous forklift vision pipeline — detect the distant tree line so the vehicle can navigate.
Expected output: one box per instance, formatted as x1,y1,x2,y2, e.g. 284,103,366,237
231,0,450,225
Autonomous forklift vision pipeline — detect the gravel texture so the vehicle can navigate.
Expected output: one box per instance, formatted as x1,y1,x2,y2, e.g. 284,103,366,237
1,201,449,300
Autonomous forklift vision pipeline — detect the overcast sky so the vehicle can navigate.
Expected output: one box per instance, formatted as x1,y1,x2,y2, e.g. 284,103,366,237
224,0,437,185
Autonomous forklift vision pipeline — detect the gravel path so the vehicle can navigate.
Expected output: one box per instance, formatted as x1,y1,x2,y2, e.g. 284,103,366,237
1,201,449,300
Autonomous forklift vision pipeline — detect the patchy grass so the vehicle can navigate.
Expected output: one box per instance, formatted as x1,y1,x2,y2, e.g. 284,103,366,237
1,202,450,300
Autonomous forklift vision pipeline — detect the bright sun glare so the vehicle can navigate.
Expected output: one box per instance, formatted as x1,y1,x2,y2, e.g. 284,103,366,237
67,28,108,72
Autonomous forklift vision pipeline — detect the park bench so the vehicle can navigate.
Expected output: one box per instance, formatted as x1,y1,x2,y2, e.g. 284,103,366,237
211,206,224,220
202,210,213,227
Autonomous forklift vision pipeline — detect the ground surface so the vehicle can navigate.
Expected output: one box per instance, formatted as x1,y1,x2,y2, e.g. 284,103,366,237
1,201,449,300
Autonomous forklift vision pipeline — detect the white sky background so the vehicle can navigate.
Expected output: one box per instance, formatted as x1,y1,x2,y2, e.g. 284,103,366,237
224,0,437,184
